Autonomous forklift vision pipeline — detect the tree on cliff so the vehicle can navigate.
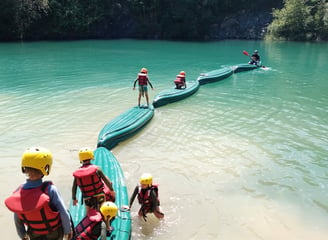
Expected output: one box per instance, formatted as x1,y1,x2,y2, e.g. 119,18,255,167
0,0,49,40
266,0,328,41
1,0,327,41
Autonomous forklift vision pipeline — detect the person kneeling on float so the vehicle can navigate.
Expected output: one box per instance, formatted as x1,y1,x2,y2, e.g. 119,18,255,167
249,50,261,65
74,201,118,240
174,71,187,89
129,173,164,221
72,148,115,213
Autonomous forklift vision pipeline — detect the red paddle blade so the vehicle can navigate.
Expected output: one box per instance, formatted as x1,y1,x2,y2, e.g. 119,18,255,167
242,50,249,56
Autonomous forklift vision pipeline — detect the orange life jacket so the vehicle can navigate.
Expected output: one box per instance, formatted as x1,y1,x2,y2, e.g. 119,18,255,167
75,208,102,240
4,181,61,235
73,164,104,198
174,75,186,87
138,73,148,85
174,75,185,85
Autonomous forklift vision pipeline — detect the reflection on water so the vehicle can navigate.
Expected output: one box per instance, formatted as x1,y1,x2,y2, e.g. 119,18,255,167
0,40,328,240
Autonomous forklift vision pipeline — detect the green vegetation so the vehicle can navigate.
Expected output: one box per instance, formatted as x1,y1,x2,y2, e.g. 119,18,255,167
0,0,326,41
266,0,328,41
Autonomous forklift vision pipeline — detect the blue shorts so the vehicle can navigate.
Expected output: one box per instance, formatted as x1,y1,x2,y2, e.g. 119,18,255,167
139,85,148,92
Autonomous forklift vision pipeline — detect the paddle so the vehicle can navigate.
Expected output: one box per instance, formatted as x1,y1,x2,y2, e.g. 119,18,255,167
242,50,250,57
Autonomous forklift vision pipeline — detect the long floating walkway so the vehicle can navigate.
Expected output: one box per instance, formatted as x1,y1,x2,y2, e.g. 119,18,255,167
69,62,261,240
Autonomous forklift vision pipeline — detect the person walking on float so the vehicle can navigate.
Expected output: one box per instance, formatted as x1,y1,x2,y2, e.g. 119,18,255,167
72,147,115,214
133,67,154,108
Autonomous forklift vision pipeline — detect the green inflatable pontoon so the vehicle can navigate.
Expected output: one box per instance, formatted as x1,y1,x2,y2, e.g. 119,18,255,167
197,67,233,85
152,80,200,108
97,105,154,150
69,147,132,240
232,63,260,73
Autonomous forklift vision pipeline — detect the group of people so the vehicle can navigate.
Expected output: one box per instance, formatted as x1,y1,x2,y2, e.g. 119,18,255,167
72,148,117,240
4,147,164,240
133,51,261,108
5,50,261,239
133,67,187,107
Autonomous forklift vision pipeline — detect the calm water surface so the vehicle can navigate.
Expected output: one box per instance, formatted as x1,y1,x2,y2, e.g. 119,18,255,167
0,40,327,240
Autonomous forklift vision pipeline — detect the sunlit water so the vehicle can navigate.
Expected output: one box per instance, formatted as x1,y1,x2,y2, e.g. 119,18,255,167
0,40,327,240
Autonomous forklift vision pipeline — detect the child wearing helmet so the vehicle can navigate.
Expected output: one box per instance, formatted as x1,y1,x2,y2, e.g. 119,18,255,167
133,67,154,108
74,201,118,240
72,148,115,213
4,147,73,240
174,71,187,89
129,173,164,221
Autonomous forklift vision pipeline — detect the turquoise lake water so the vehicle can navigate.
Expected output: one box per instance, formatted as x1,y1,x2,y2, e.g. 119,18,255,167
0,40,327,239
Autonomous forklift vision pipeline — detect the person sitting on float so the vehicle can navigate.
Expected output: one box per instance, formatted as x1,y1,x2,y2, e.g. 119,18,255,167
249,50,261,65
174,71,187,89
74,201,118,239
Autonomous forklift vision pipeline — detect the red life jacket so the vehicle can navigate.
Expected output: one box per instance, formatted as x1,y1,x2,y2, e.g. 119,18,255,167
75,208,102,240
174,75,185,84
73,164,104,198
137,184,159,212
4,181,61,235
138,73,148,85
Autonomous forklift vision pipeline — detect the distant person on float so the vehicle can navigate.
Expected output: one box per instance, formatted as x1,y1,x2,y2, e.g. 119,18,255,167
74,201,118,240
72,147,115,214
129,173,164,221
133,67,154,108
4,147,73,240
249,50,261,65
174,71,187,89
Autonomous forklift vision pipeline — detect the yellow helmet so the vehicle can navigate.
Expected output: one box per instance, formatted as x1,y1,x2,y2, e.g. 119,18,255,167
140,173,152,186
79,147,94,162
21,147,53,176
100,201,118,221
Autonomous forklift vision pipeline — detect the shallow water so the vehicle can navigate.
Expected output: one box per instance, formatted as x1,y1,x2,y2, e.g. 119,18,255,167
0,40,327,240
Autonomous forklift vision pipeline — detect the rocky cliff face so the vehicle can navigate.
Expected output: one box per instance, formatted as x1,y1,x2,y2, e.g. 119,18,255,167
88,9,274,41
210,11,273,40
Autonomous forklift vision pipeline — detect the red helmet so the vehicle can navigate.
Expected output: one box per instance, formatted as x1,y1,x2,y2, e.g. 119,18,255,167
140,68,148,74
179,71,186,76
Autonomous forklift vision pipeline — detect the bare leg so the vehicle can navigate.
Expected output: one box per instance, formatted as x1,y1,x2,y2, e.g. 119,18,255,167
138,92,142,106
138,209,144,217
145,92,149,106
153,206,164,219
